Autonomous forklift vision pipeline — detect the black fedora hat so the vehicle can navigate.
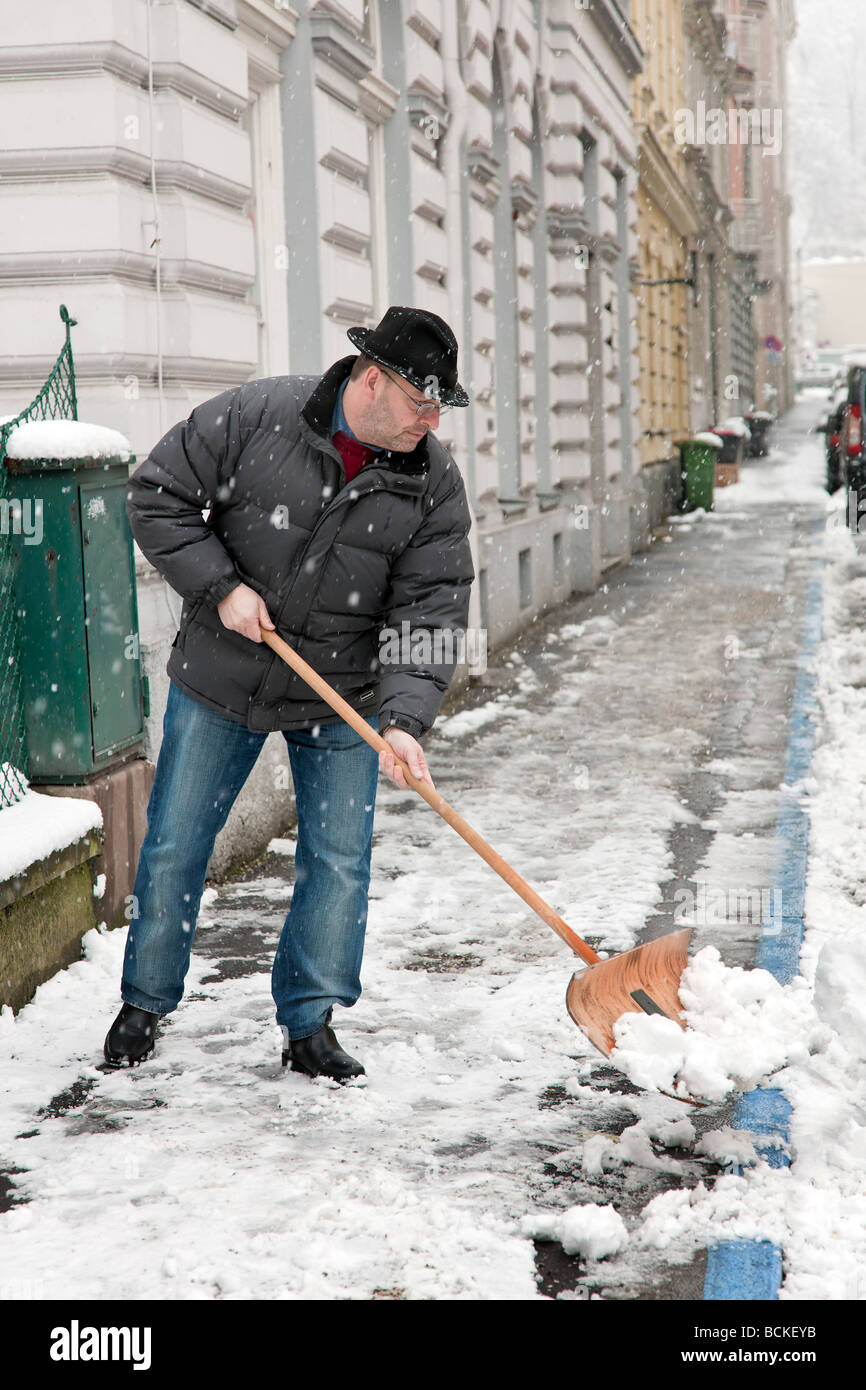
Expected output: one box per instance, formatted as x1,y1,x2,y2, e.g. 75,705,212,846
347,306,469,408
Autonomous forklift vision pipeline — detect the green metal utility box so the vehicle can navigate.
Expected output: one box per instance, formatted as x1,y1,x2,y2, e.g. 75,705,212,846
5,452,145,783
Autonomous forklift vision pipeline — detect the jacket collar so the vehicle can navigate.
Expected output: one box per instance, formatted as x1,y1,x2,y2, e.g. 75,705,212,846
301,355,430,478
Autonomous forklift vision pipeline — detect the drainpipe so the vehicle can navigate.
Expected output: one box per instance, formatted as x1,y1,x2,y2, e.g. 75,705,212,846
146,0,177,636
145,0,165,436
441,0,484,675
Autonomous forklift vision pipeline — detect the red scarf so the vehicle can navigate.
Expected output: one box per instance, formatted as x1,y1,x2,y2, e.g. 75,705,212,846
332,430,377,484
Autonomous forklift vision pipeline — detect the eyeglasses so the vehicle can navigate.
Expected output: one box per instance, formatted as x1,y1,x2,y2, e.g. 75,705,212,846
381,368,451,418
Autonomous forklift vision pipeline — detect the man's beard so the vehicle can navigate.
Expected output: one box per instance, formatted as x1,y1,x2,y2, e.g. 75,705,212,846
355,399,428,452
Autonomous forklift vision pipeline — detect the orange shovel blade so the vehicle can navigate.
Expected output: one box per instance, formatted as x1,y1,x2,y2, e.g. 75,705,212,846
565,929,692,1059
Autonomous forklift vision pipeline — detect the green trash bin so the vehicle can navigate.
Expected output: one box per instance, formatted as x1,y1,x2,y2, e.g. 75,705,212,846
675,435,722,512
5,438,145,784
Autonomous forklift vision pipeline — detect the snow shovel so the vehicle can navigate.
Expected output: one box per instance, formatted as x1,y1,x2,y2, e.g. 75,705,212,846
260,628,691,1067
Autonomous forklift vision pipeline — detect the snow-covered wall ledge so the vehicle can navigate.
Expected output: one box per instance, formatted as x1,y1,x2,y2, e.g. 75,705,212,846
0,788,103,1012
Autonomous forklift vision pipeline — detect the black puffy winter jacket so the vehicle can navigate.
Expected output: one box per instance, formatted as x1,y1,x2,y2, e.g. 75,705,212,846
125,356,474,739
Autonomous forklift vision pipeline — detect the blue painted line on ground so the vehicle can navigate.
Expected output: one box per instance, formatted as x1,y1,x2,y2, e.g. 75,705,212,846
730,1086,792,1169
703,520,825,1302
704,1240,784,1302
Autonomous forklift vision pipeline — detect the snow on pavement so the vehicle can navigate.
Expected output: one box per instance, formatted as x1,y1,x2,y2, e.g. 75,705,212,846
2,411,865,1301
0,599,720,1300
604,466,866,1300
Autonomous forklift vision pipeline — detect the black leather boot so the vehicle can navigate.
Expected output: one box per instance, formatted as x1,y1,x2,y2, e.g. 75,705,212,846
104,1003,159,1067
282,1020,365,1082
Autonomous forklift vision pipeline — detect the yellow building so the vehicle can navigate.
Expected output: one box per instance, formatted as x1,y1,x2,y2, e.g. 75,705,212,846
631,0,697,467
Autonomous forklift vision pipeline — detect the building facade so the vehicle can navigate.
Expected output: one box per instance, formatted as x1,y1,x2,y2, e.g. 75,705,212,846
631,0,696,470
799,260,866,353
1,0,652,849
0,0,793,874
723,0,796,415
631,0,796,437
679,0,739,431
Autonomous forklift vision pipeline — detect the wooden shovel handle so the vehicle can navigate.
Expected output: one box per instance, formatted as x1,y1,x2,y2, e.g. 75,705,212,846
261,627,600,966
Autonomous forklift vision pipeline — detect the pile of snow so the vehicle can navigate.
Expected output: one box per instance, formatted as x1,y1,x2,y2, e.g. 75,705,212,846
3,420,132,462
0,788,102,881
690,432,724,448
521,1203,629,1260
637,1165,790,1256
811,909,866,1065
610,946,822,1103
694,1127,759,1166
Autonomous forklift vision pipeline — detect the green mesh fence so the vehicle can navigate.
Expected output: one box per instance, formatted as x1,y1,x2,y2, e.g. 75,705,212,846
0,305,78,809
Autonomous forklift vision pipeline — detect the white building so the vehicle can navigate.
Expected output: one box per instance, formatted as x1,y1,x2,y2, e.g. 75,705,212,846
799,260,866,354
1,0,650,867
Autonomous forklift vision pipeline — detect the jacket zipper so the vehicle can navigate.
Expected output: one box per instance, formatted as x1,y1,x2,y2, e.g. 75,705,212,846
273,466,423,641
290,465,423,585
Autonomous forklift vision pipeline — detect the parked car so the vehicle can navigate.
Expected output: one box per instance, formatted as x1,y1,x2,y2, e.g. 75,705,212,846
819,384,848,494
798,350,846,390
837,361,866,526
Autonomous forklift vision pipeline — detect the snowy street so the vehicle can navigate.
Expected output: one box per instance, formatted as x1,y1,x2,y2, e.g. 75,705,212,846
2,399,865,1314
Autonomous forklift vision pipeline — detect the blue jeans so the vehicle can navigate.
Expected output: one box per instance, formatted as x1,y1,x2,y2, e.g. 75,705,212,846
121,682,380,1039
